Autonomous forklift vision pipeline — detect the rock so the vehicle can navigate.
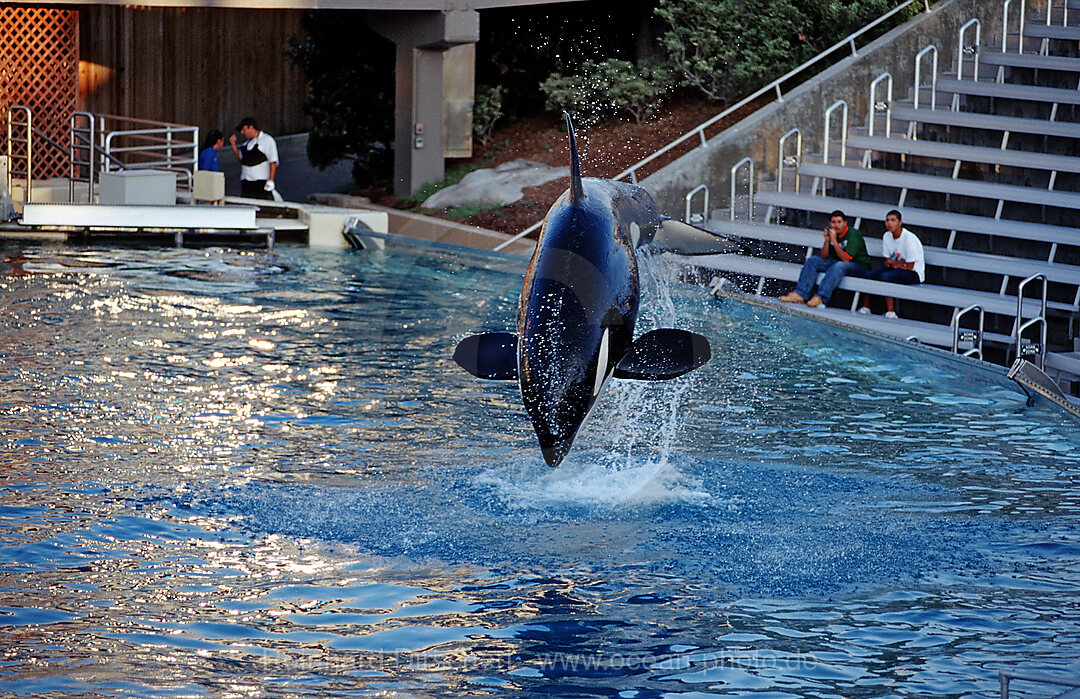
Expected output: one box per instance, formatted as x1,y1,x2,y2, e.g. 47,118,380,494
422,159,569,210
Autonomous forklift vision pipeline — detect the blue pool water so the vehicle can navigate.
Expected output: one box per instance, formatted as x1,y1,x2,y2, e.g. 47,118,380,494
0,243,1078,698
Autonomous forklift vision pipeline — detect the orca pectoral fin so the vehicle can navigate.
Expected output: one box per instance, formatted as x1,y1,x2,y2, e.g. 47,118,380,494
652,217,746,256
614,328,711,381
453,332,519,380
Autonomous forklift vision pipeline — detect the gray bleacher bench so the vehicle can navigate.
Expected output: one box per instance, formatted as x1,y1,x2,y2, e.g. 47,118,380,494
847,133,1080,174
799,161,1080,210
979,51,1080,73
1022,24,1080,41
706,218,1080,294
936,78,1080,106
889,105,1080,140
756,190,1080,251
690,253,1057,321
709,277,1012,349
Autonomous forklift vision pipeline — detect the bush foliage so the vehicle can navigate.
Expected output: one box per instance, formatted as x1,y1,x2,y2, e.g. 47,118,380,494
655,0,919,104
541,59,671,127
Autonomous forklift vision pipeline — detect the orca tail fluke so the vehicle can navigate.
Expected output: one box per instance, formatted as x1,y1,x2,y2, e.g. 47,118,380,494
564,112,585,205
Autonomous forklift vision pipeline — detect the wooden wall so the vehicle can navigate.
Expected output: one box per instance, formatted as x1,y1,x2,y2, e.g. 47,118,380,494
78,6,311,139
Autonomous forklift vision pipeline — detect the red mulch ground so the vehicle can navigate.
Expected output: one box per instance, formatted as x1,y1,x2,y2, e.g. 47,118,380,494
358,93,770,237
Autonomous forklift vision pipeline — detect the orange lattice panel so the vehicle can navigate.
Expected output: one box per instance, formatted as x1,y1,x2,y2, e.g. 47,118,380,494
0,7,78,180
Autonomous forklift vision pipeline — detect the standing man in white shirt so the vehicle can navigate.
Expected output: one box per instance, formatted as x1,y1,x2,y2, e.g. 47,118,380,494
229,116,279,200
858,209,926,319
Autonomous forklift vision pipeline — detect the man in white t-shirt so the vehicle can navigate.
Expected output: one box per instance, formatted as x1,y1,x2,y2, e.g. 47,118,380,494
229,116,279,200
858,209,925,319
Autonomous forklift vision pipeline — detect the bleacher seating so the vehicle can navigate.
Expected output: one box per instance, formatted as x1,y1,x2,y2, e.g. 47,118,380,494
697,3,1080,387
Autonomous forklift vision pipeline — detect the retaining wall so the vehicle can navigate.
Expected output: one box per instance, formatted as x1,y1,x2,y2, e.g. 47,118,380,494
642,0,1042,217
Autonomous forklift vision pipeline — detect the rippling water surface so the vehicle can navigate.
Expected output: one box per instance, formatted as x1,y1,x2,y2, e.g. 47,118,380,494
1,243,1077,698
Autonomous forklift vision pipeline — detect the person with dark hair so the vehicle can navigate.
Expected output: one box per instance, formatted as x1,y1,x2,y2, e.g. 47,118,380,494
229,116,279,200
858,210,925,319
198,130,224,172
780,210,871,308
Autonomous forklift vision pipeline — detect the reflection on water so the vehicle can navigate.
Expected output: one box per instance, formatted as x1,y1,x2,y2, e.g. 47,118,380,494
1,243,1078,698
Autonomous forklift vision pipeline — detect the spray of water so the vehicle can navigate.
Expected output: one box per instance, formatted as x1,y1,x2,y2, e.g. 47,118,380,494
476,251,711,509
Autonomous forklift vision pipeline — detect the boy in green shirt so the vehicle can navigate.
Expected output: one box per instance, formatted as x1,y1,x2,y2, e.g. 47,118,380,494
779,210,870,308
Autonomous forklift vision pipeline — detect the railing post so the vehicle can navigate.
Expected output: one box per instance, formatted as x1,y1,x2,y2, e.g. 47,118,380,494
958,19,982,81
951,304,984,359
685,184,709,225
729,157,754,222
778,128,801,193
823,100,849,166
869,72,893,139
914,45,939,111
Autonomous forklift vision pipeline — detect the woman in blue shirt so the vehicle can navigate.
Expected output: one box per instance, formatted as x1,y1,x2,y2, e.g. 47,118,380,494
198,130,224,172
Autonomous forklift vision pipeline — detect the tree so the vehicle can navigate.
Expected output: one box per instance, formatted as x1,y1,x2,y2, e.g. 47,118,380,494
288,11,396,187
655,0,811,104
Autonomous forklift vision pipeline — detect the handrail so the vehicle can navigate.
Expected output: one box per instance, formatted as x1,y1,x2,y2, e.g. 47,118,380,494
101,121,198,194
729,157,754,222
1002,0,1026,53
823,100,849,167
70,111,95,203
951,304,984,359
685,184,709,224
958,19,981,80
1015,273,1048,369
914,45,939,110
868,72,893,139
6,105,31,205
500,0,932,247
1000,670,1080,699
777,128,801,193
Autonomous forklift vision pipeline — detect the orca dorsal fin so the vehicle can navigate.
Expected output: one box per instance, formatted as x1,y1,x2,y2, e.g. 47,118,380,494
564,112,585,205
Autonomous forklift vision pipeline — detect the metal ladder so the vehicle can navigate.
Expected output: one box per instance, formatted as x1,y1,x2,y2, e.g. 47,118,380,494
952,304,985,359
1015,273,1048,370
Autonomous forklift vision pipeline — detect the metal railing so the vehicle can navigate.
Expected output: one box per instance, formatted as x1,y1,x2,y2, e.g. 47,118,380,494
914,45,939,111
957,18,982,80
99,114,198,194
1000,669,1080,699
823,100,849,167
951,304,984,359
729,157,754,222
493,0,932,252
684,184,709,225
70,111,95,202
1015,273,1048,369
1002,0,1026,53
6,105,31,204
868,72,893,139
777,128,801,192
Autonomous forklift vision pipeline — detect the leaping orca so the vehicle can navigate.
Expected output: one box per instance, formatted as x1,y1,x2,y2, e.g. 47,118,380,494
454,114,744,467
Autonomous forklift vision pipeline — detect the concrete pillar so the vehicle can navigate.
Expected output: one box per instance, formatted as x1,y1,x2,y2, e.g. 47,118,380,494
370,10,478,198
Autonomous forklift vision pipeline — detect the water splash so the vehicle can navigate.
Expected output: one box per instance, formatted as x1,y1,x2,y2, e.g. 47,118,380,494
474,251,709,509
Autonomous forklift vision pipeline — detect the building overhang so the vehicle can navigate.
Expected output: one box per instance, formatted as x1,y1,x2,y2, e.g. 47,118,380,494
17,0,586,9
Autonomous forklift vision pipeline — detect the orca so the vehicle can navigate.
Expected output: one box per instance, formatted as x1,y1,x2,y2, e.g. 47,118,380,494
454,114,743,467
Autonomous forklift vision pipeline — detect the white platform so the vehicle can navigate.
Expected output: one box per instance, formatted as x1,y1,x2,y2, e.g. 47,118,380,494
20,203,258,229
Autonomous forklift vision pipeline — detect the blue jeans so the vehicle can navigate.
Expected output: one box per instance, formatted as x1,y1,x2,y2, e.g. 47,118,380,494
865,267,919,285
793,257,867,304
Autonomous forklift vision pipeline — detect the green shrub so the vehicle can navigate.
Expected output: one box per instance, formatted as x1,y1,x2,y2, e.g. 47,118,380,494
656,0,925,104
472,84,505,146
540,59,670,127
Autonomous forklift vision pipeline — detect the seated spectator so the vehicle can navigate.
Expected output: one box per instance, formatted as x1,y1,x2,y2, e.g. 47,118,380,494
858,210,925,319
779,210,871,308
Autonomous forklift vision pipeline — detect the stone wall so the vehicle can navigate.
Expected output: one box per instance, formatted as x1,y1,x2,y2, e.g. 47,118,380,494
642,0,1043,217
